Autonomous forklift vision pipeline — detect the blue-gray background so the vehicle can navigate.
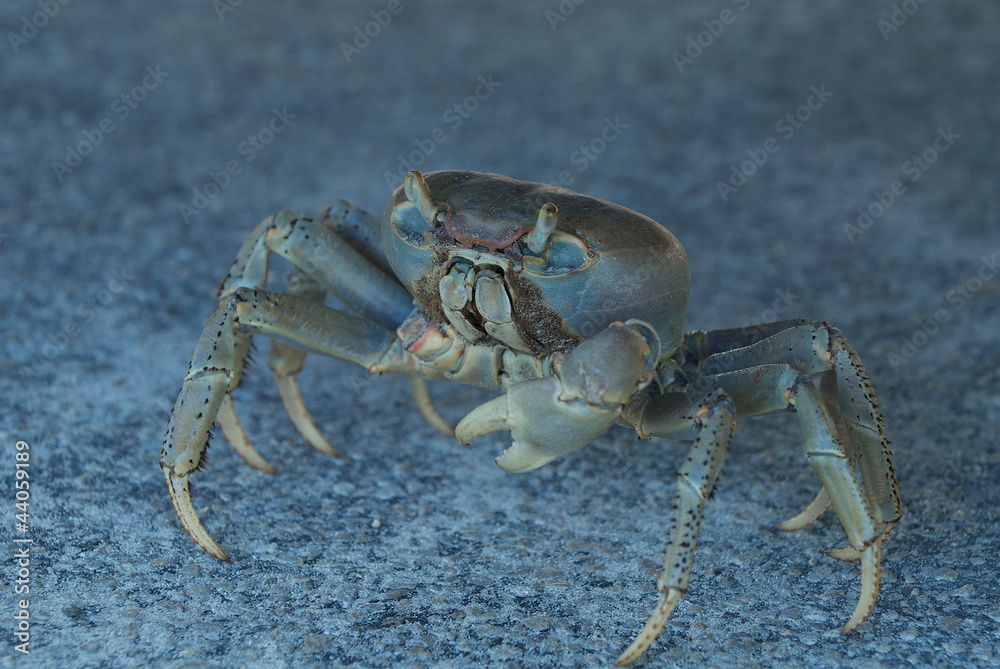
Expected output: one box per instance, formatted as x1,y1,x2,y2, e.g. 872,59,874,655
1,1,998,667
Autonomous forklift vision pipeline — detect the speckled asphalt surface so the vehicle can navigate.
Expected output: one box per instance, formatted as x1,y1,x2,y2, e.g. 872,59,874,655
1,2,998,667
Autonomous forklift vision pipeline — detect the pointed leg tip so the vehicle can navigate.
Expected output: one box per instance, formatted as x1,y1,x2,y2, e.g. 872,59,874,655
778,487,830,532
308,437,342,458
841,606,871,634
274,374,342,458
827,546,862,562
163,467,230,562
217,394,276,473
842,542,882,634
249,459,277,474
615,589,681,665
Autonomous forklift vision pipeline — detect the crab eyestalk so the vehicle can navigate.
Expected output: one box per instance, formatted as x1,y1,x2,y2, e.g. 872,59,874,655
525,203,558,253
403,170,445,227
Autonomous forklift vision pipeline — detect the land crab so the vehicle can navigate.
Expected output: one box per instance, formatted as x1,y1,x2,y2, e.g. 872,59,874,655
160,170,901,664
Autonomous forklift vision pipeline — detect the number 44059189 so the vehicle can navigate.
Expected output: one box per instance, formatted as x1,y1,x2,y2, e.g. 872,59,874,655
15,440,30,525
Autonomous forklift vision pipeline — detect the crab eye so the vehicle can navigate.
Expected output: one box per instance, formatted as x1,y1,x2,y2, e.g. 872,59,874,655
525,203,558,253
391,202,434,243
403,171,445,228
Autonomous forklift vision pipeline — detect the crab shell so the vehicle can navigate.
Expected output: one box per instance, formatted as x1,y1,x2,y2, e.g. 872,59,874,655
380,170,691,357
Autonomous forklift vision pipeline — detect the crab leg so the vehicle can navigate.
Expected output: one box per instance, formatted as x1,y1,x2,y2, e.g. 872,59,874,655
161,288,401,559
698,322,901,533
162,206,414,560
161,299,245,561
267,268,340,457
258,201,404,455
456,320,661,474
219,208,411,449
703,363,889,633
408,374,455,437
777,486,830,531
616,389,736,665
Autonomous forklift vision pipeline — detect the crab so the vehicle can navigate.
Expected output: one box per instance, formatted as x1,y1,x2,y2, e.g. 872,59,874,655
160,170,901,664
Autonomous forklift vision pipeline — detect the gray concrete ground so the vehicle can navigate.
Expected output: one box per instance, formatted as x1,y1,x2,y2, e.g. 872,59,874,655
1,1,998,667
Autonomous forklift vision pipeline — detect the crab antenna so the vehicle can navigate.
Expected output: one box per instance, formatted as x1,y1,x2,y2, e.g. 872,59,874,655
525,203,558,253
403,171,442,226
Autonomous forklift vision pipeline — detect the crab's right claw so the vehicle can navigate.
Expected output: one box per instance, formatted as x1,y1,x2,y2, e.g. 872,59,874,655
456,320,660,473
163,466,230,562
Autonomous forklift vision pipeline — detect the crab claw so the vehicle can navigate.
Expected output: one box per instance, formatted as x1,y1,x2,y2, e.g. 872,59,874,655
456,375,619,472
456,320,660,472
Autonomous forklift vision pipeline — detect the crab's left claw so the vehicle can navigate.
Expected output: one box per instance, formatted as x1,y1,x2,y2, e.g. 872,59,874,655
456,320,660,472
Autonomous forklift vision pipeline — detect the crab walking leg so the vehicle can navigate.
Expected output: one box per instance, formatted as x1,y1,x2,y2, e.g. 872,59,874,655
260,201,405,455
267,268,340,457
161,300,247,562
775,369,851,532
616,390,735,666
207,209,412,465
408,374,456,437
685,317,816,359
777,487,831,531
824,332,901,527
260,210,414,328
161,288,399,561
704,364,887,633
698,322,901,532
775,369,848,533
319,201,397,279
218,210,413,328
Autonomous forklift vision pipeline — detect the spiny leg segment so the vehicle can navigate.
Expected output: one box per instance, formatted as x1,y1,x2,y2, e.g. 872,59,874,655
160,207,413,560
697,321,900,633
614,319,900,663
616,389,735,665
